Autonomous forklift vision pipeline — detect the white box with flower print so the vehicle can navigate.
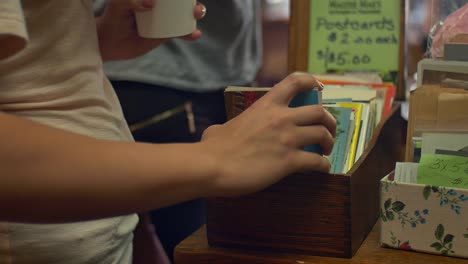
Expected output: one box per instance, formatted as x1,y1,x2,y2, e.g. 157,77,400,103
380,175,468,258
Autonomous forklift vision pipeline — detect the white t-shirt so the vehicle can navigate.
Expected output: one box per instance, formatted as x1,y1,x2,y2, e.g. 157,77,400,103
0,1,138,263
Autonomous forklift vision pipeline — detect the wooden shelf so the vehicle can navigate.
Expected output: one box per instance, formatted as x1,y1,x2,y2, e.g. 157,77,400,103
174,222,467,264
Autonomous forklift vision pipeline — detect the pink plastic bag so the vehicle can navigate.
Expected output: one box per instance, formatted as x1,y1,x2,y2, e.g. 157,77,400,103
430,3,468,58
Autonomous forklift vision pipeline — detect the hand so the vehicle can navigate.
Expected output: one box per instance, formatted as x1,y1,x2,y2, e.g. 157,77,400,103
96,0,206,61
201,73,337,197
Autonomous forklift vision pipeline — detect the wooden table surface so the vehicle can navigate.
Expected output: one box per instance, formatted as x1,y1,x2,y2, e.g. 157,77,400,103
175,222,468,264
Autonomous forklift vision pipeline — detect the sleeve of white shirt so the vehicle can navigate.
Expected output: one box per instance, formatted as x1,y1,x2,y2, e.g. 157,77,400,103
0,0,29,57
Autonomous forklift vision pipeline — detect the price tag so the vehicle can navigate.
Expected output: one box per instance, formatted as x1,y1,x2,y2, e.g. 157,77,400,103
417,154,468,189
308,0,401,78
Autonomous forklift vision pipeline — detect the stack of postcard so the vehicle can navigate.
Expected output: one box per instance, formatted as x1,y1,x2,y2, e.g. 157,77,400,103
317,74,396,174
223,75,396,174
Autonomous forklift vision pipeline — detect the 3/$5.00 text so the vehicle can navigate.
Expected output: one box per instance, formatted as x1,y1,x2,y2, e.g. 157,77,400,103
317,47,371,68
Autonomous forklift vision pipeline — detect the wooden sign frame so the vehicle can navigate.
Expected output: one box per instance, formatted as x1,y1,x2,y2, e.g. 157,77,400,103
288,0,406,100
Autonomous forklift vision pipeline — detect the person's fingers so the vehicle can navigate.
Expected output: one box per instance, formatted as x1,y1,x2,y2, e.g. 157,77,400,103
137,28,200,44
268,72,322,105
155,2,206,41
289,105,337,137
194,2,207,19
290,125,334,155
179,29,203,41
129,0,205,17
317,80,325,91
291,151,332,173
178,2,205,40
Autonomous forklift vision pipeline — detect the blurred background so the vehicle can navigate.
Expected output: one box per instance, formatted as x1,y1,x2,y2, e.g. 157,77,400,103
257,0,448,92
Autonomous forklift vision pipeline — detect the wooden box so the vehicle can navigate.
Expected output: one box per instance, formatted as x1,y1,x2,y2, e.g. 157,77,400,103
175,223,468,264
206,104,406,258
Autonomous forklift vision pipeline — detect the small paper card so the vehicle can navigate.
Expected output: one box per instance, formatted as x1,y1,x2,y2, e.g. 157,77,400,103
417,153,468,189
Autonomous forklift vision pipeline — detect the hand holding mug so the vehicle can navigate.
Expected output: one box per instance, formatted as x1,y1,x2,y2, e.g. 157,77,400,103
97,0,206,61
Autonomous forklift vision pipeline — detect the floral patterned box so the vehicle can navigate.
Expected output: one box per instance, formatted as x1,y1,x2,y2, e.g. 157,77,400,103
380,175,468,258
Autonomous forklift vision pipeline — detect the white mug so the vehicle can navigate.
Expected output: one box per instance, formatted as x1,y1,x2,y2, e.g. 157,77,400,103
135,0,196,38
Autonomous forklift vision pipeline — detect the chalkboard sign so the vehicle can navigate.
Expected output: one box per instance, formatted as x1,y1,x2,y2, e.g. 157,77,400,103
288,0,405,99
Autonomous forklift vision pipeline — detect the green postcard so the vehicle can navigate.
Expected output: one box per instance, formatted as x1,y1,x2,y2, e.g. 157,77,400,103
417,153,468,189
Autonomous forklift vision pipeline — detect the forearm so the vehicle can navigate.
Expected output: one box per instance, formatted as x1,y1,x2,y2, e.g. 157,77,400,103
0,112,216,223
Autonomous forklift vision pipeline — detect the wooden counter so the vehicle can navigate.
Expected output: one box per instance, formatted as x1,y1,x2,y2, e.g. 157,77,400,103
175,222,468,264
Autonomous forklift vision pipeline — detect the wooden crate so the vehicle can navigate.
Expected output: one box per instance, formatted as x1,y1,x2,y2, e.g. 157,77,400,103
206,104,406,258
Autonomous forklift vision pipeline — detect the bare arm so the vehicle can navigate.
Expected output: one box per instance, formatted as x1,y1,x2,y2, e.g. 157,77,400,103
0,112,216,223
0,0,336,224
0,73,335,223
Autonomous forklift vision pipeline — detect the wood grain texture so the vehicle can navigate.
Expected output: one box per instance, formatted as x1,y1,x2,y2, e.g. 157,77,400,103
206,104,406,258
288,0,310,73
349,104,407,255
175,223,467,264
397,0,407,100
207,172,350,257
